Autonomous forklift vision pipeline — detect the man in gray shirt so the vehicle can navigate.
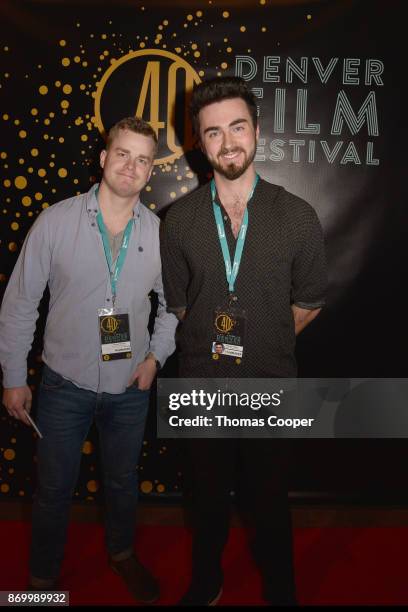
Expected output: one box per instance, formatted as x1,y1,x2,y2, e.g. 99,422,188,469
0,116,177,602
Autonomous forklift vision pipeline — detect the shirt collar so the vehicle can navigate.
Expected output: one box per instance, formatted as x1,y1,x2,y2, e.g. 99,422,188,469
86,183,142,219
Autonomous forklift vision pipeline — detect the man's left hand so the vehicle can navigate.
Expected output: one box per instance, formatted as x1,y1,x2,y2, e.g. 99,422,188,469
128,357,158,390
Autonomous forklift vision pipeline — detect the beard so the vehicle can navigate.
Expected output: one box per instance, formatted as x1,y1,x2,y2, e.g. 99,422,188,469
210,144,256,180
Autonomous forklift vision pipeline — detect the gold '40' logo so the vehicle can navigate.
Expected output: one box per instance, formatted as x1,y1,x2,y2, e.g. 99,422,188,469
215,313,234,334
101,316,119,334
94,49,201,165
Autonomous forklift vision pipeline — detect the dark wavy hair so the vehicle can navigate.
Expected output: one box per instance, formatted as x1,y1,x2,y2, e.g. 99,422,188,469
190,76,257,137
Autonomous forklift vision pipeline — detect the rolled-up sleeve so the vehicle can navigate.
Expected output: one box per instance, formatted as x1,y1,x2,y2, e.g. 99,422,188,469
0,211,51,387
291,206,327,310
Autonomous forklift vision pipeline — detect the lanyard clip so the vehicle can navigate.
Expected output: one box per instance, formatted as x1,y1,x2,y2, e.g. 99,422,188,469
229,292,238,306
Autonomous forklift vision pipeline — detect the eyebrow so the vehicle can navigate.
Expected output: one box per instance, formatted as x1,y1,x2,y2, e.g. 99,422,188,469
114,147,151,161
203,118,248,135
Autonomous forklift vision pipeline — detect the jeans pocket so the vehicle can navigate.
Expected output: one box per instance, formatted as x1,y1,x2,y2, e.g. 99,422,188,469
41,366,67,390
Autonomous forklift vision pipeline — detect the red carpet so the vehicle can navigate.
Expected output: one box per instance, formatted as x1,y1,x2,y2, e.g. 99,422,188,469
1,522,408,605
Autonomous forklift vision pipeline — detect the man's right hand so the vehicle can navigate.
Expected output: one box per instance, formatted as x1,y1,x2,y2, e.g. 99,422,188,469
2,386,32,425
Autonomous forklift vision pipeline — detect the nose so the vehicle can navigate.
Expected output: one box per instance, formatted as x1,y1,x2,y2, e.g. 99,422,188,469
221,130,234,152
124,156,136,171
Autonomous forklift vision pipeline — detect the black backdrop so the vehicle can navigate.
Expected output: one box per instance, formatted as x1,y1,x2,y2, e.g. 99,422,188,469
0,0,407,503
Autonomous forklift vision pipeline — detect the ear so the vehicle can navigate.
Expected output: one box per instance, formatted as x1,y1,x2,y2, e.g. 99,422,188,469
255,124,260,141
100,149,107,169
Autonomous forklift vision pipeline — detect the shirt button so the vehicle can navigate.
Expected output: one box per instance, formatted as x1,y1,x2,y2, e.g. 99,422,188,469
224,215,228,221
91,223,95,226
106,298,110,302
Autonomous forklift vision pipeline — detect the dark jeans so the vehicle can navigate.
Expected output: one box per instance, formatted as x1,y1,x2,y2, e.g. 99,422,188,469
30,365,149,580
186,438,296,603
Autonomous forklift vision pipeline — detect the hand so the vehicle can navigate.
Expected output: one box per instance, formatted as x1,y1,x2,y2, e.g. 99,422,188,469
2,386,32,425
128,358,158,391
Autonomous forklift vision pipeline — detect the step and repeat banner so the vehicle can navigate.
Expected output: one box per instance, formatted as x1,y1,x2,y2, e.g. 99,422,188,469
0,0,406,502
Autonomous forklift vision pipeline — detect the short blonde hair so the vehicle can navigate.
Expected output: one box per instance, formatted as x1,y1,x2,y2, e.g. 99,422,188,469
106,116,158,153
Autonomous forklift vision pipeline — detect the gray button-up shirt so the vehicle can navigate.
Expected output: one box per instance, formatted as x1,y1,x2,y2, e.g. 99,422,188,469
0,184,178,393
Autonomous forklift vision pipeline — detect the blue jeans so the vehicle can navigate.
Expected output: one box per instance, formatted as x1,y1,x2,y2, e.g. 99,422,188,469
30,365,150,580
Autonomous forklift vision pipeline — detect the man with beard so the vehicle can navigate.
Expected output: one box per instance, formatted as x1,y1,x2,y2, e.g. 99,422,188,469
0,117,177,602
161,77,327,605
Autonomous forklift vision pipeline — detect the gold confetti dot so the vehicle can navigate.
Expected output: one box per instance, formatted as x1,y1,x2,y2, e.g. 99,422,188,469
39,85,48,95
61,58,70,67
194,51,200,58
140,481,153,494
37,169,46,177
87,480,99,493
157,484,165,493
262,27,267,32
221,62,228,69
260,0,266,4
170,192,176,199
307,14,312,20
58,168,68,178
3,114,9,120
0,484,10,493
22,196,32,207
19,130,27,139
14,176,27,189
74,56,81,63
187,14,193,21
196,11,203,17
61,100,69,109
145,185,152,192
63,84,72,94
223,11,230,18
31,149,39,157
82,441,93,455
240,26,246,32
19,491,25,497
199,70,205,77
42,203,49,209
149,203,156,210
4,449,15,460
59,40,67,46
34,193,43,201
31,108,38,116
11,222,19,231
191,43,197,50
3,179,11,187
81,134,88,142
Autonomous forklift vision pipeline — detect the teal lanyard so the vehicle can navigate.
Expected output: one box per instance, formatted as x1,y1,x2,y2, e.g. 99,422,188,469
211,174,259,294
96,210,133,305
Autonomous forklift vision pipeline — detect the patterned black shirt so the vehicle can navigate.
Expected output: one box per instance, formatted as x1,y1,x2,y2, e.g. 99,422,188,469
161,178,327,377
